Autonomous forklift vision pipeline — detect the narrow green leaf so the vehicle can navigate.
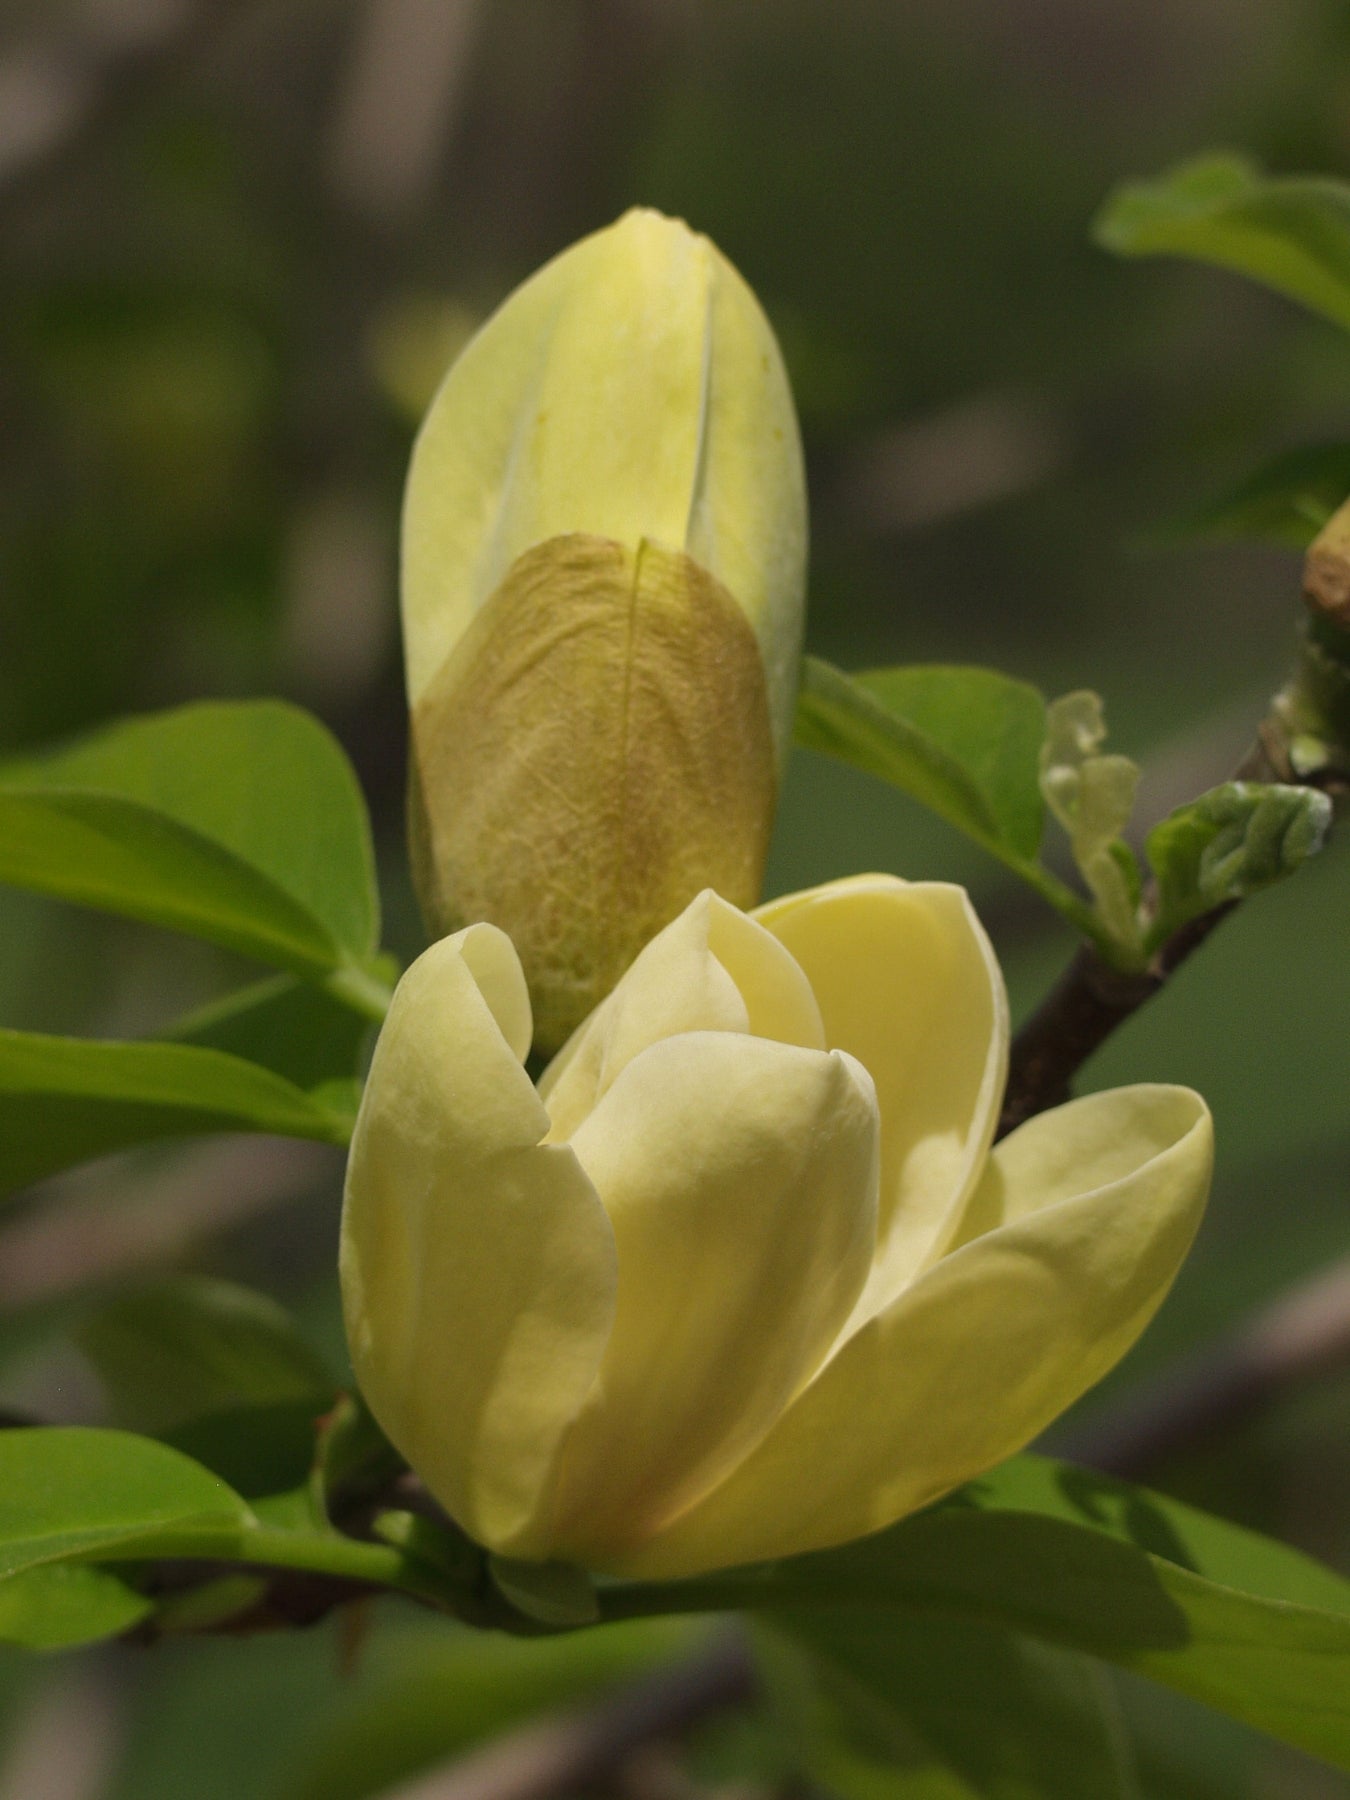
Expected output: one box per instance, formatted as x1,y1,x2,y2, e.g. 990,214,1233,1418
0,1427,253,1577
166,974,376,1091
794,657,1102,942
1094,154,1350,332
79,1276,335,1436
612,1454,1350,1772
150,1572,270,1635
850,665,1048,859
1146,781,1332,947
795,658,1047,857
0,1027,350,1198
0,792,333,978
0,701,379,978
0,1562,152,1649
1148,442,1350,550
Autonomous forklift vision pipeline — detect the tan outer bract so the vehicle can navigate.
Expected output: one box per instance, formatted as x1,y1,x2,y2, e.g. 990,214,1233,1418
408,533,777,1052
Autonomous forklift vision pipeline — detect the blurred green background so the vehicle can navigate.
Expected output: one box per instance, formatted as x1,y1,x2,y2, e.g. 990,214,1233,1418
1,1,1349,1794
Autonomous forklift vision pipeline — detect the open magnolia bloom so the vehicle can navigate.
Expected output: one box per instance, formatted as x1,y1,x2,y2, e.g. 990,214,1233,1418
341,875,1212,1581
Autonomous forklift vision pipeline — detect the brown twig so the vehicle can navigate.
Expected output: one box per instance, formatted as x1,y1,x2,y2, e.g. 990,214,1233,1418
996,901,1236,1138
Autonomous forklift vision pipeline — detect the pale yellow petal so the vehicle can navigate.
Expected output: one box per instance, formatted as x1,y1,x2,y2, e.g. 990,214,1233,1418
340,928,616,1556
545,1031,878,1566
703,890,825,1050
620,1085,1211,1578
452,919,534,1064
541,890,823,1141
756,876,1007,1323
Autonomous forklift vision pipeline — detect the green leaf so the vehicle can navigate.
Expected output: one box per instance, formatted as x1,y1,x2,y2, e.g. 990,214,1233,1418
779,1614,1140,1800
613,1454,1350,1773
968,1454,1350,1613
0,1027,350,1198
0,1428,253,1578
0,1429,442,1614
795,659,1047,859
0,1562,152,1649
1149,442,1350,550
1039,691,1144,961
78,1276,335,1436
1094,153,1350,332
0,701,379,981
149,1572,271,1635
793,658,1106,944
0,1426,428,1621
1146,781,1333,947
850,665,1048,859
166,974,377,1091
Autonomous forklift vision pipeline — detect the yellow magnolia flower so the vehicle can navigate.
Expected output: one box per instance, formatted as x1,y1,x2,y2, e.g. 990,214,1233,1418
340,875,1212,1581
402,208,806,1052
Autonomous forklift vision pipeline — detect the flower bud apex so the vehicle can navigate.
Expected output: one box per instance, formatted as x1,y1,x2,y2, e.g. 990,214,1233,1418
402,208,806,1050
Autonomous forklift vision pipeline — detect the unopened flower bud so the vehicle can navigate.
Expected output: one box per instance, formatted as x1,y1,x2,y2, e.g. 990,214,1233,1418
402,208,806,1050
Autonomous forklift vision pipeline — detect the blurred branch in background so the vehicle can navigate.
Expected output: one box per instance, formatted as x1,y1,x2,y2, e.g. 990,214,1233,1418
0,0,230,200
327,0,485,224
0,1138,340,1315
845,389,1069,536
1064,1255,1350,1481
0,1657,121,1800
378,1633,758,1800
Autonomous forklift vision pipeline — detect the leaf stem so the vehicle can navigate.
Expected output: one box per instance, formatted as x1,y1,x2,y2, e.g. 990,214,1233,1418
322,962,395,1023
107,1522,462,1612
233,1525,416,1587
993,853,1121,958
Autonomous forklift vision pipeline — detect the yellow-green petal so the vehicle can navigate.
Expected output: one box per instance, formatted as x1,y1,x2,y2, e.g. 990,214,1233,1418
620,1084,1211,1579
545,1031,878,1567
755,876,1007,1327
339,927,617,1556
402,207,806,762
